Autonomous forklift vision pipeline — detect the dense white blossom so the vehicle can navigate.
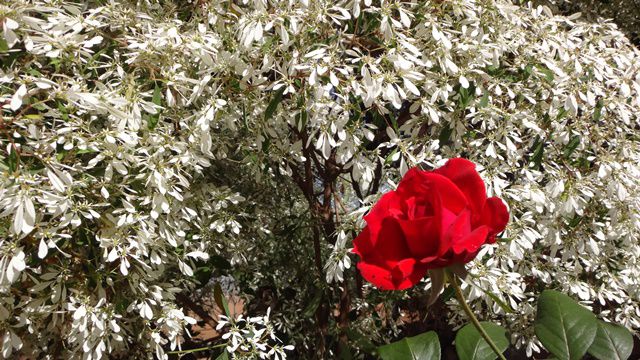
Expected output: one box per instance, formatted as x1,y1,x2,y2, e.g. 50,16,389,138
0,0,639,358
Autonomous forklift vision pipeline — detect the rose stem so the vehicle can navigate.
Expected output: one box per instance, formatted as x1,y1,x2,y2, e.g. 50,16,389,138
449,272,507,360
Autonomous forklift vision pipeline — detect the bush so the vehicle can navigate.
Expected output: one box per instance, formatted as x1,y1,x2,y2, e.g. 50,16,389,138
1,0,639,358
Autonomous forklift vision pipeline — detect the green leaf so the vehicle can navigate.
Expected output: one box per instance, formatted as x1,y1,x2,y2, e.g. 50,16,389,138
216,350,229,360
0,38,8,52
479,92,489,108
455,322,509,360
438,126,453,146
534,290,598,360
56,100,69,121
7,146,18,173
302,290,323,318
148,84,162,130
264,88,284,121
440,285,455,302
378,331,441,360
593,100,603,121
563,135,581,159
213,283,231,317
346,328,377,354
458,82,476,109
530,138,544,169
536,64,555,82
588,321,633,360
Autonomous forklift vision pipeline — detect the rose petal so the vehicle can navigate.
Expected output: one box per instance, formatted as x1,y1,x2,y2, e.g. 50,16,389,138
364,191,405,240
434,158,487,222
374,217,412,265
405,196,434,218
397,170,468,214
391,258,427,290
396,216,439,259
442,209,472,254
452,225,490,255
357,262,396,290
352,227,372,256
481,197,509,241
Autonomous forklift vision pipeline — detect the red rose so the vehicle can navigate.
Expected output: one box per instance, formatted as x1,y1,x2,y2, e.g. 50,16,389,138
352,158,509,290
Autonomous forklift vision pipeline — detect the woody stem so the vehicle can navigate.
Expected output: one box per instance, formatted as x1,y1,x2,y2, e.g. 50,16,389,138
450,272,507,360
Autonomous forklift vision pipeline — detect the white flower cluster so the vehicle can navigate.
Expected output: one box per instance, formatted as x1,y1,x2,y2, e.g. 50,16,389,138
1,0,639,358
216,308,294,359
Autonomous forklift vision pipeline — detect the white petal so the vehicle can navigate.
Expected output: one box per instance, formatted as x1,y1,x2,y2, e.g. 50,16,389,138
38,239,48,259
12,203,23,235
10,85,27,111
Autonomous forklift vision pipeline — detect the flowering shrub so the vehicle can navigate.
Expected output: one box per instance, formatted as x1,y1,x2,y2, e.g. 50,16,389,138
1,0,639,358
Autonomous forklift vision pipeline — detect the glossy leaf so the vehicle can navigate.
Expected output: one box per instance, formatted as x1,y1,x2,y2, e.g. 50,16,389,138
588,321,633,360
455,322,509,360
378,331,441,360
534,290,598,360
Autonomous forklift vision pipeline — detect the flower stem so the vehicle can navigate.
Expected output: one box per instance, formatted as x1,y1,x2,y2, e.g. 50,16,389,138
449,272,507,360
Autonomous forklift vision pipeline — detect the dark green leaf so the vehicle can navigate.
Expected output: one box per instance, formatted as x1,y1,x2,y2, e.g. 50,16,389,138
264,88,284,121
534,290,598,360
346,328,377,354
378,331,441,360
215,350,229,360
209,254,232,271
302,290,323,318
213,283,231,317
438,126,453,146
440,285,455,302
455,322,509,360
7,146,18,173
563,135,581,159
588,321,633,360
458,83,476,109
530,138,544,169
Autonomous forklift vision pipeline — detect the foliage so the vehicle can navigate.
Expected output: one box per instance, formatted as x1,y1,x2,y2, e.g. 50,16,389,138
379,289,634,360
1,0,639,358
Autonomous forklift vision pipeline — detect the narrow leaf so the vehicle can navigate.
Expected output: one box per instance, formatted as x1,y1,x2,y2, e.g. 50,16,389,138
7,146,18,173
264,88,284,121
213,283,231,317
148,84,162,130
